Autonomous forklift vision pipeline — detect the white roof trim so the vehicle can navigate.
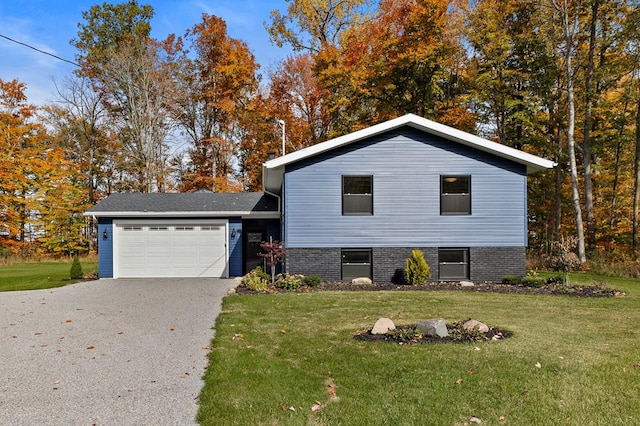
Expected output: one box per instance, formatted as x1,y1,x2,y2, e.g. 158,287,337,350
264,113,555,173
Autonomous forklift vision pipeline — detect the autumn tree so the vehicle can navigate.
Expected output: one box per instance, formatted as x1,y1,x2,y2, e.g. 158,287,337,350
269,54,331,149
170,14,258,192
518,0,585,263
71,0,154,77
99,39,175,192
465,0,559,253
236,94,283,190
266,0,374,53
0,79,86,256
466,0,555,146
266,0,376,138
38,148,89,256
72,1,174,193
45,76,113,204
317,0,467,132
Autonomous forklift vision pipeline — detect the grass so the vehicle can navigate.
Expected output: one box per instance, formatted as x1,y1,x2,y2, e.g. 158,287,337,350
0,258,98,292
198,273,640,425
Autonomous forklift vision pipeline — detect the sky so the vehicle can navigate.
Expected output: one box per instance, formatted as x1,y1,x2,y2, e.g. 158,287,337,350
0,0,293,106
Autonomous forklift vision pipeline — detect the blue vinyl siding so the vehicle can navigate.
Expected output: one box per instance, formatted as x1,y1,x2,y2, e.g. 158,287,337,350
228,218,243,276
97,218,113,278
284,127,527,248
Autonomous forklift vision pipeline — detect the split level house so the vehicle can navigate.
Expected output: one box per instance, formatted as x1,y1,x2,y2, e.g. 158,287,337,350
85,113,555,282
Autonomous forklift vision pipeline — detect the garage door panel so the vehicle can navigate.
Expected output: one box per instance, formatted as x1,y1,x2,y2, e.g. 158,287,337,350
116,222,227,278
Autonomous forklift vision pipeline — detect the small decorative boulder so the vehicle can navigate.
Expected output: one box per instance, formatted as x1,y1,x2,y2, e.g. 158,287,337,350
352,277,373,285
463,319,489,333
459,281,474,287
371,317,396,335
416,318,448,338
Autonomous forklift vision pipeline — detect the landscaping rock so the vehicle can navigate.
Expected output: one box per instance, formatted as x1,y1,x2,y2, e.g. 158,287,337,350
371,317,396,335
352,277,372,285
463,319,489,333
460,281,474,287
416,318,448,338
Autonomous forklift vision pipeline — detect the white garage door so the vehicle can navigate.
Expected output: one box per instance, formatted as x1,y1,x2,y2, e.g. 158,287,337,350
115,221,227,278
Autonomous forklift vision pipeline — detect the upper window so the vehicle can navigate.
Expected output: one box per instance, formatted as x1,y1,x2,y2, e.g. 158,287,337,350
342,176,373,215
441,175,471,215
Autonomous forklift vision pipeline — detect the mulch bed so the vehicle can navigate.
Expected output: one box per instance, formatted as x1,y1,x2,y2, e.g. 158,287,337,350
234,280,624,298
353,324,513,345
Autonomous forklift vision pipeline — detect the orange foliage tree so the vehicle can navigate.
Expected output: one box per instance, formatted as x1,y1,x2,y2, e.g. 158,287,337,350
170,14,258,193
0,79,87,256
316,0,471,134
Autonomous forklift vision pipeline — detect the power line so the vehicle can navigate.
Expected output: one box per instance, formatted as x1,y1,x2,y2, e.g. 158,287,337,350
0,33,81,67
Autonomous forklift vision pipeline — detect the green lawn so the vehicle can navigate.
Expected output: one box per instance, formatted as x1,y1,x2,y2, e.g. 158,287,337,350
198,273,640,425
0,259,98,292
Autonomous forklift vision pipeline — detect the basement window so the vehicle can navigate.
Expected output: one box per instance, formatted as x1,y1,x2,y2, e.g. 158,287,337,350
341,249,372,281
438,248,469,280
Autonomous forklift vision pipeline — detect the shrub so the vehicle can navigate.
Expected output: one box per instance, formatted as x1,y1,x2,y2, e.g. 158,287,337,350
522,276,546,288
448,320,489,343
275,273,304,290
303,275,322,287
387,326,424,343
404,250,430,285
546,275,565,285
242,267,269,292
70,255,83,280
502,275,522,285
258,238,287,284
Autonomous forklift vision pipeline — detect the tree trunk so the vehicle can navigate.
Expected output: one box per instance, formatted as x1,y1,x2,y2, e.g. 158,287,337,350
633,96,640,258
568,83,586,264
561,0,587,264
554,126,563,244
582,0,599,253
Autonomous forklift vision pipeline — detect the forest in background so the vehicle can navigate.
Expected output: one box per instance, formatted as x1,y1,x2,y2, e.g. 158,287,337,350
1,0,640,272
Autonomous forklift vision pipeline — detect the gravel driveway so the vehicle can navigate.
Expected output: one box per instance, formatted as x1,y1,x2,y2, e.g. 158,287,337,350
0,278,238,425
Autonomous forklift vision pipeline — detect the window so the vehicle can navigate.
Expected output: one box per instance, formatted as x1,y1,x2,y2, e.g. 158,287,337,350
175,226,194,231
343,176,373,215
438,248,469,280
441,175,471,215
149,226,168,231
341,249,372,280
122,226,142,231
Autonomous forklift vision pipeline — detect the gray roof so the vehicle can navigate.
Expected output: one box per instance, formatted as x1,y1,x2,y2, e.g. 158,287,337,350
85,192,279,217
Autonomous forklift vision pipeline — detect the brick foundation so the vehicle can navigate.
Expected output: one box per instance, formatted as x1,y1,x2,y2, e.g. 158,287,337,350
286,246,525,283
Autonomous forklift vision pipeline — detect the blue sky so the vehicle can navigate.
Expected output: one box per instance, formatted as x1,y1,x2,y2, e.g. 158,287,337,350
0,0,292,106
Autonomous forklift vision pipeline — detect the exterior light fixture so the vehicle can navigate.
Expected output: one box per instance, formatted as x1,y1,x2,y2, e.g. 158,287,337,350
103,229,108,240
231,228,241,239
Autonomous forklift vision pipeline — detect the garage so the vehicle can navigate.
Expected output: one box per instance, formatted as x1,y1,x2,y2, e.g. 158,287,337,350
114,220,228,278
86,192,280,279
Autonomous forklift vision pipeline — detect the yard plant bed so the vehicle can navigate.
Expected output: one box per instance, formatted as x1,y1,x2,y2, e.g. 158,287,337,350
236,279,623,298
354,321,513,344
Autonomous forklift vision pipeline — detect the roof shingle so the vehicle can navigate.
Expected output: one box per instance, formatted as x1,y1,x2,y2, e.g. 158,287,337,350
85,192,278,215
